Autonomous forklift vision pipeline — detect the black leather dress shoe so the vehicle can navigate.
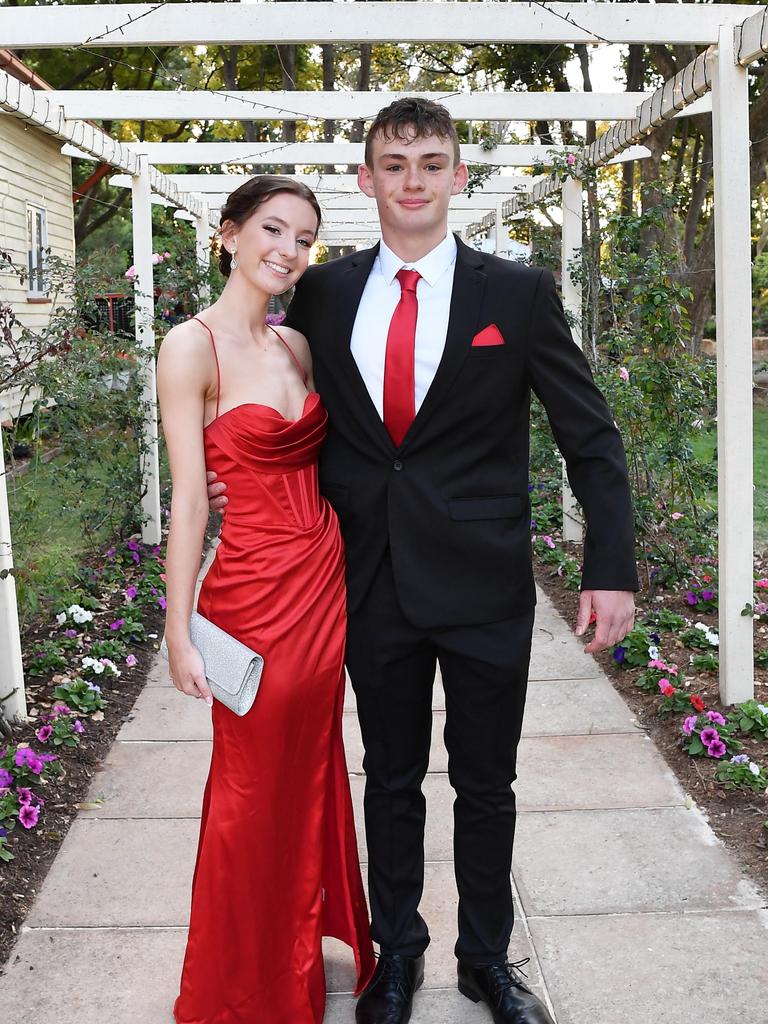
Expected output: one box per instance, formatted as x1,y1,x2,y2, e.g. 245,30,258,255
355,953,425,1024
457,958,555,1024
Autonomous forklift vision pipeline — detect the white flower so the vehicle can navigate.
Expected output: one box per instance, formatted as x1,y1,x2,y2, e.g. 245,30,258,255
82,657,105,675
99,658,121,678
56,612,67,626
68,604,93,624
648,645,660,660
749,762,761,777
757,704,768,716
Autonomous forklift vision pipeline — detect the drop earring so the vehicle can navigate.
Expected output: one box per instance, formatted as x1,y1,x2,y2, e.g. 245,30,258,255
231,249,239,271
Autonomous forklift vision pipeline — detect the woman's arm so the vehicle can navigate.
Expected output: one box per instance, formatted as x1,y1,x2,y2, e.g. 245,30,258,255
156,322,215,705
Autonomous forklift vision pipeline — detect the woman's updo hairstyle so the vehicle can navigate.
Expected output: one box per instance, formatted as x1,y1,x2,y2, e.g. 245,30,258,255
218,175,322,278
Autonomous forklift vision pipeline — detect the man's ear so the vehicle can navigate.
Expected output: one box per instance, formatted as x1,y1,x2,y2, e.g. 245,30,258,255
451,161,469,196
358,162,376,199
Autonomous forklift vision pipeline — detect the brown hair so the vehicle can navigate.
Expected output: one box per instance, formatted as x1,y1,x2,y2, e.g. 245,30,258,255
218,175,322,277
364,97,461,168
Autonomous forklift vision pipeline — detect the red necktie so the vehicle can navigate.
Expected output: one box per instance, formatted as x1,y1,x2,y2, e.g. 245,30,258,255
383,268,421,446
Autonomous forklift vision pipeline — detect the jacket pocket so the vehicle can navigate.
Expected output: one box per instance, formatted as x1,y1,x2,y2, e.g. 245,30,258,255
447,495,522,521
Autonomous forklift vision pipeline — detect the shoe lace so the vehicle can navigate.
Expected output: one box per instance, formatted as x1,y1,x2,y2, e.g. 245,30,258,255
371,952,408,996
490,957,531,992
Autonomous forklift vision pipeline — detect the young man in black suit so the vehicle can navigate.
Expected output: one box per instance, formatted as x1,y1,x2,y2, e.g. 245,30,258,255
209,99,637,1024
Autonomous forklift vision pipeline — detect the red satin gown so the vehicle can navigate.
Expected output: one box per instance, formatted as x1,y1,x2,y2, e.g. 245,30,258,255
173,320,375,1024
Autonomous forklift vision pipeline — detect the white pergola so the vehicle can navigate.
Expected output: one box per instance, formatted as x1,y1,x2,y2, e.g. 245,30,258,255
0,2,766,724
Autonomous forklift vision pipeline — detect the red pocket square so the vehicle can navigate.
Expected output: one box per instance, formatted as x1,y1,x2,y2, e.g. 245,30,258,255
471,324,505,347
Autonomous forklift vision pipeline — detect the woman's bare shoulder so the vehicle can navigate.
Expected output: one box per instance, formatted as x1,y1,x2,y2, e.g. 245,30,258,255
159,316,212,359
272,324,312,372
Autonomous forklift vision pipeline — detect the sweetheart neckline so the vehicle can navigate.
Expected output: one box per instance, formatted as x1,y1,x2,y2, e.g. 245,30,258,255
204,391,317,431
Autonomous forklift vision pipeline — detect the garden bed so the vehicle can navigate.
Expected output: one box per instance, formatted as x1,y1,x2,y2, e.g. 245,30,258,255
533,544,768,897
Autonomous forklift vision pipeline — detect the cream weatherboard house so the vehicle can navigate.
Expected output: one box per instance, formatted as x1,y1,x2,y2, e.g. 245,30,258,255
0,49,75,422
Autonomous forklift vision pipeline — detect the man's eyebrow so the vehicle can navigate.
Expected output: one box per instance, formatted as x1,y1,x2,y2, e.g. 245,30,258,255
379,151,451,161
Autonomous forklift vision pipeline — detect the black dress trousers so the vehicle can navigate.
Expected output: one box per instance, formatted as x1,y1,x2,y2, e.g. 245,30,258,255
345,552,535,964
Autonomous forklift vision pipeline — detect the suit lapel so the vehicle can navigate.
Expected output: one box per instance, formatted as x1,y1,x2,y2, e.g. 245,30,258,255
401,236,486,448
329,243,395,452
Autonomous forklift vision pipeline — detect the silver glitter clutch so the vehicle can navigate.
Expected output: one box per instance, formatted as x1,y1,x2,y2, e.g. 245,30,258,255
160,611,264,716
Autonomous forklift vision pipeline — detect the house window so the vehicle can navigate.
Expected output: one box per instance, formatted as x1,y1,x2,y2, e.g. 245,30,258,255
27,204,48,297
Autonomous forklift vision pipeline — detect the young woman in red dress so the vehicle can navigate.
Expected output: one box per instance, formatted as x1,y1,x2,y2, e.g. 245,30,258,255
157,176,375,1024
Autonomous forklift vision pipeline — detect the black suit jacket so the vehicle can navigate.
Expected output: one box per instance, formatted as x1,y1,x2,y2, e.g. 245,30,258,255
284,236,638,628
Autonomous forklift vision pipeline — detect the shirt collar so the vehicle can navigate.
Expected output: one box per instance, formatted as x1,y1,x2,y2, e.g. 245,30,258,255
378,232,457,288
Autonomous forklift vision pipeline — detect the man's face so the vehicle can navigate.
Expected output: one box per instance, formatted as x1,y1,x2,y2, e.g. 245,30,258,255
358,129,468,243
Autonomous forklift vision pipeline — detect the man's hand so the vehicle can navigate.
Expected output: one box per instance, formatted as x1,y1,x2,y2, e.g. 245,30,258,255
575,589,635,654
206,470,228,512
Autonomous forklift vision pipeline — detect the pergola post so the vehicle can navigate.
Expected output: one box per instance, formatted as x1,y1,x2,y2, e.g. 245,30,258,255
131,156,162,546
494,199,505,256
0,430,27,724
712,25,754,705
561,175,585,543
195,215,211,308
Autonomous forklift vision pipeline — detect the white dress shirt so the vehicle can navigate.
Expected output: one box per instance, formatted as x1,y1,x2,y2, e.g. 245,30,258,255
349,233,457,419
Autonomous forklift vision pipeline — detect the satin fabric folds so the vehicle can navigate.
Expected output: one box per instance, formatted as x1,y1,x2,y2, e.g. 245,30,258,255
173,392,375,1024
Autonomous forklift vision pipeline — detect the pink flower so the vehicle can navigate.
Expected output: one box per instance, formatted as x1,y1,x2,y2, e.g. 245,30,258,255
566,153,576,166
125,654,138,667
16,787,34,805
124,265,137,280
619,367,629,382
543,535,556,550
35,724,52,743
18,803,40,829
163,251,171,259
671,512,684,520
706,711,726,726
682,715,698,735
72,720,84,734
706,739,726,759
755,579,768,589
700,727,720,746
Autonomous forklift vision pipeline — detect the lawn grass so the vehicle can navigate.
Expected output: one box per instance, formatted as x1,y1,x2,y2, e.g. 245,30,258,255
5,444,168,625
689,401,768,552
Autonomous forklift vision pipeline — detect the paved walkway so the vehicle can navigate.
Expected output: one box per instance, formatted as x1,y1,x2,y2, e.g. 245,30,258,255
1,586,767,1023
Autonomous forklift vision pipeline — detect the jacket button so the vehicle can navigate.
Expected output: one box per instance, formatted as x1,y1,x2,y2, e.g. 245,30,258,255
393,460,403,471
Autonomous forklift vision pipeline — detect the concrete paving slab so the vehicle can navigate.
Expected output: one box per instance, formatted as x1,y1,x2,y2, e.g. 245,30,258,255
513,806,765,918
120,686,213,741
528,909,768,1024
325,988,490,1023
521,678,638,736
515,733,685,811
143,652,172,687
529,637,602,681
79,741,211,819
26,818,198,928
0,926,185,1024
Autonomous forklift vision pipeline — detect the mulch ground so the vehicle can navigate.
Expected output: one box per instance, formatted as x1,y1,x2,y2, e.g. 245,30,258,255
0,604,165,974
534,548,768,898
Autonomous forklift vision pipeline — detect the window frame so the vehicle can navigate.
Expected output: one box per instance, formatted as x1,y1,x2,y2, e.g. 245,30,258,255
26,203,48,299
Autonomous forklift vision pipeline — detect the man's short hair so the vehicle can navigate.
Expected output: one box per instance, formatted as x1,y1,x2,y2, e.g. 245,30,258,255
364,97,461,168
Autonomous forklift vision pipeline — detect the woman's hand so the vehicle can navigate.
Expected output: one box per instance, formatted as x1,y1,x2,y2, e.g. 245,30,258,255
168,642,214,706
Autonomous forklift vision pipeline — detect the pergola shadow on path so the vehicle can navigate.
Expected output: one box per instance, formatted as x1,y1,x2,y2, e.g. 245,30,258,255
1,2,766,721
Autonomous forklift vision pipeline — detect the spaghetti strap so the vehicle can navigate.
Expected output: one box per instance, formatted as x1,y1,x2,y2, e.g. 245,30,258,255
267,323,308,384
191,316,221,418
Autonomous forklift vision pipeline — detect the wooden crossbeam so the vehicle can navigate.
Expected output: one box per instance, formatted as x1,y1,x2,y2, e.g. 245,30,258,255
0,2,760,48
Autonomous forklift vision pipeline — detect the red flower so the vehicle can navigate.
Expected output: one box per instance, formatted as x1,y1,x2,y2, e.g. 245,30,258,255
661,684,675,697
690,694,705,712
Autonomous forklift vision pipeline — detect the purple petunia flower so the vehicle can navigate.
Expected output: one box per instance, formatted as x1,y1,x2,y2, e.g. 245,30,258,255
700,727,720,746
16,786,34,805
731,754,750,765
0,768,13,788
18,803,40,829
109,618,125,631
105,547,116,560
125,654,137,667
682,715,698,736
613,646,626,664
35,724,52,743
124,585,138,601
0,827,7,838
528,484,535,493
158,595,167,610
39,753,58,763
64,628,78,638
127,539,139,551
706,711,726,726
685,591,698,605
701,589,715,602
706,739,727,759
72,720,84,734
